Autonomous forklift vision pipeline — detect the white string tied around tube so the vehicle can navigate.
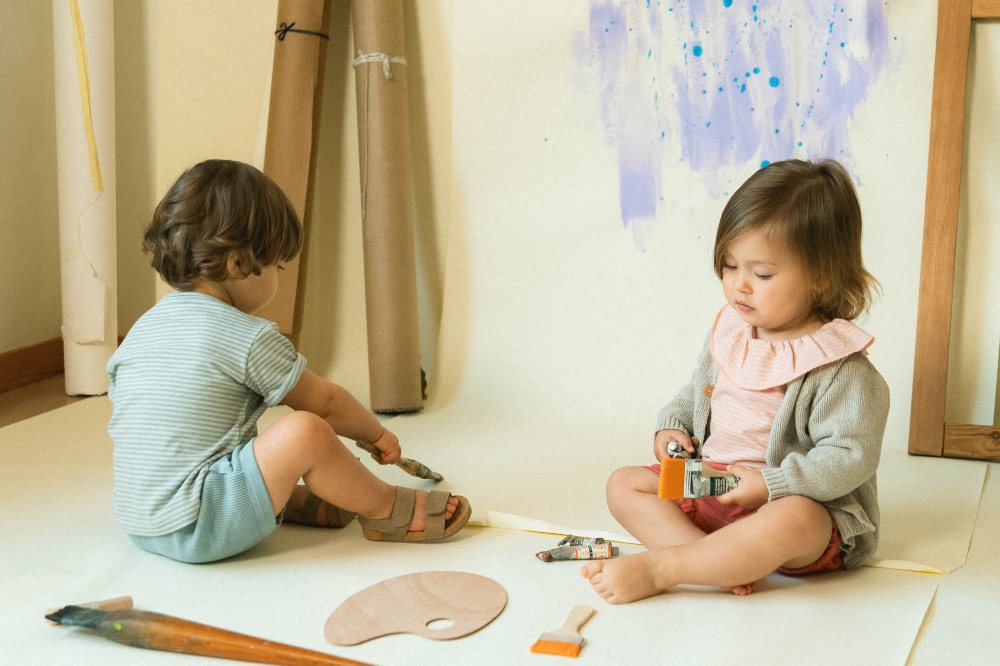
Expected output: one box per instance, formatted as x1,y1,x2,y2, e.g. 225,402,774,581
353,51,407,79
353,51,408,220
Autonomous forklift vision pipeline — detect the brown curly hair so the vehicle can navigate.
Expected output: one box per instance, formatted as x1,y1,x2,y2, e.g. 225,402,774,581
143,160,301,290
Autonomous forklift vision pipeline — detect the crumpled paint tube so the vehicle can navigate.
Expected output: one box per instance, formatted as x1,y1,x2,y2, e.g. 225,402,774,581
536,536,620,562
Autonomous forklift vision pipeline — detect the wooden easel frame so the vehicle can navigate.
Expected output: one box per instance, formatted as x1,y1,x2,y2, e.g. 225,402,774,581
908,0,1000,460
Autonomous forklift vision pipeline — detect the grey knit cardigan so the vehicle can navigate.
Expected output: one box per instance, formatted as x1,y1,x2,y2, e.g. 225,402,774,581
656,335,890,569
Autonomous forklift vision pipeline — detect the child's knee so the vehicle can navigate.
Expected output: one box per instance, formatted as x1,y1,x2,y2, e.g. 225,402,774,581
760,495,831,540
276,411,338,452
606,466,642,512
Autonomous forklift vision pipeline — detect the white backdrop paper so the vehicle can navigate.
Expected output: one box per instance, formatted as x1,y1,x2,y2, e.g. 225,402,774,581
52,0,117,395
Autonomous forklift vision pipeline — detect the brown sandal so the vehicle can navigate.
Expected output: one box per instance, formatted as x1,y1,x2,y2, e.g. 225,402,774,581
358,487,471,542
283,491,356,528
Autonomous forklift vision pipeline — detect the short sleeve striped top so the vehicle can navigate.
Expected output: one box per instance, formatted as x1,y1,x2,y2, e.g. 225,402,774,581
107,291,306,536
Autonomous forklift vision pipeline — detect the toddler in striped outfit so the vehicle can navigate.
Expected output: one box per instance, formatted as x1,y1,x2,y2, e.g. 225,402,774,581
107,160,470,563
582,159,888,603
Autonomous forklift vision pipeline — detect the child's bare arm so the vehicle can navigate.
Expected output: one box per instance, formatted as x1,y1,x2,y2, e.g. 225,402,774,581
282,370,384,446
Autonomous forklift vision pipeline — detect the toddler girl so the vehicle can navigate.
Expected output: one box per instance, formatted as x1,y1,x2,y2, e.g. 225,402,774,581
107,159,470,563
582,158,888,603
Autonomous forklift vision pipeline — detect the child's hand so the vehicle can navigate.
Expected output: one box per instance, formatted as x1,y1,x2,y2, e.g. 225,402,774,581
717,464,768,509
653,429,695,461
369,428,401,465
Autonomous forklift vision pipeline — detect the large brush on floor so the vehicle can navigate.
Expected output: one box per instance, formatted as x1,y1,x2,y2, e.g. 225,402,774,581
46,598,367,665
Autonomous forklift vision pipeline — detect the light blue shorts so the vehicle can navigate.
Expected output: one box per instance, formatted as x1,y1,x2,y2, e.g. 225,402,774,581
129,439,282,563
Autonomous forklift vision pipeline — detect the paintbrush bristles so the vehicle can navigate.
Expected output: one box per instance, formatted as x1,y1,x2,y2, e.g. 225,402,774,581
530,638,583,657
658,458,686,499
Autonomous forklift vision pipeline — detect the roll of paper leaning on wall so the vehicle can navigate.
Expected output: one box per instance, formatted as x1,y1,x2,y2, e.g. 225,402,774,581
52,0,117,396
257,0,331,336
352,0,423,413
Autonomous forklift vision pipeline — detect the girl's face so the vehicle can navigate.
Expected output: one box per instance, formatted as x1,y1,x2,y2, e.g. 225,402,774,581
720,227,822,341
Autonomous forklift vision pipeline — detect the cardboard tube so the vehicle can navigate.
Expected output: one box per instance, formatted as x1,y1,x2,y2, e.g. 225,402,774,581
352,0,423,413
52,0,117,395
257,0,331,336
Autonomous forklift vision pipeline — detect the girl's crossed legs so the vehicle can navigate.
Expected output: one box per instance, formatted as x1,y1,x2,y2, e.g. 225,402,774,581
581,465,833,604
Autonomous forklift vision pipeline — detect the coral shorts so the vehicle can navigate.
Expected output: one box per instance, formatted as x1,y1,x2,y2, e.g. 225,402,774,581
648,463,843,575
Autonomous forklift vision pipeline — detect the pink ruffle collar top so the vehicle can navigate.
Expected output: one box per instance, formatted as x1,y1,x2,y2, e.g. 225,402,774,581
710,305,874,391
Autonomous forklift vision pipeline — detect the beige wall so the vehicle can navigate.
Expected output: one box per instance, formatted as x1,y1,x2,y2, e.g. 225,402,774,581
1,1,61,350
1,2,996,423
1,1,453,404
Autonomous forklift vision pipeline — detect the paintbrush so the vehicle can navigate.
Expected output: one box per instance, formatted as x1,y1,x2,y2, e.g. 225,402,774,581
530,605,595,658
45,604,368,665
355,440,443,481
658,458,739,499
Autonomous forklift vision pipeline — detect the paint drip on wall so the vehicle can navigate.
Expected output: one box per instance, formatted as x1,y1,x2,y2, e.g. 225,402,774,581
573,1,892,245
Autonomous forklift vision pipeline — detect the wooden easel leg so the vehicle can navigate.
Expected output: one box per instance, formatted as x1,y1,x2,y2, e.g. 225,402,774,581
908,0,973,457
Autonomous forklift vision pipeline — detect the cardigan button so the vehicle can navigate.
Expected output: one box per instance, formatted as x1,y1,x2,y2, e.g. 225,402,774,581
704,384,714,397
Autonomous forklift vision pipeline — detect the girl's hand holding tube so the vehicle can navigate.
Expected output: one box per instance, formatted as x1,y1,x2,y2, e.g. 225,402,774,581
653,429,695,461
717,464,769,509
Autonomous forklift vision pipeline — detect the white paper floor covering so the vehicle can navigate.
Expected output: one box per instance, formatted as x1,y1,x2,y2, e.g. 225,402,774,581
1,397,997,664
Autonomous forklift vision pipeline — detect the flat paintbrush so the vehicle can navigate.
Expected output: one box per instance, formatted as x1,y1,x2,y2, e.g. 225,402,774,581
45,604,368,666
356,440,443,481
530,605,596,658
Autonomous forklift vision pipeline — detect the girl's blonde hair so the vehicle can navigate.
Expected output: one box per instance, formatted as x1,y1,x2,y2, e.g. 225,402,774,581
143,160,302,291
713,159,879,322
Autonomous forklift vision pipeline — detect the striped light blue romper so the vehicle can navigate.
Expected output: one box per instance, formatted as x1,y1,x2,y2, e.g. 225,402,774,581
107,291,306,562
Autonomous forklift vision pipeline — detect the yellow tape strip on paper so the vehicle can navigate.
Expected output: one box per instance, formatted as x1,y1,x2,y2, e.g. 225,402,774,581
69,0,103,192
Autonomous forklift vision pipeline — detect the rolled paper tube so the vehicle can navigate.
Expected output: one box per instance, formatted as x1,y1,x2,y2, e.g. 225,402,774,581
52,0,118,395
352,0,424,413
257,0,331,336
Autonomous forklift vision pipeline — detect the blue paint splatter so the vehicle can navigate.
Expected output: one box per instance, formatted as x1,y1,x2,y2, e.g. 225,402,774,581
576,0,892,236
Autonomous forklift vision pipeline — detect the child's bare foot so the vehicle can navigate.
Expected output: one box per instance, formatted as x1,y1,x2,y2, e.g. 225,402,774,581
580,552,669,604
723,582,756,596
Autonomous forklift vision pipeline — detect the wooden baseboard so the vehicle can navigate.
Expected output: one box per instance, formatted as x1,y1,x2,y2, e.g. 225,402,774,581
943,423,1000,461
0,338,64,393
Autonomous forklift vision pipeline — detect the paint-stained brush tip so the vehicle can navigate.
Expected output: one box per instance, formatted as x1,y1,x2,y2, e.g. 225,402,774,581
530,637,584,657
658,457,686,499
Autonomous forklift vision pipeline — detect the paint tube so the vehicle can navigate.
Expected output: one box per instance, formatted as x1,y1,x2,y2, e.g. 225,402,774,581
536,543,619,562
683,459,739,498
557,535,606,547
667,440,692,459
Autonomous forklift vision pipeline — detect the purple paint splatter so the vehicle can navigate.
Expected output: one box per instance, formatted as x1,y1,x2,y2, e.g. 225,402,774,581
575,1,892,240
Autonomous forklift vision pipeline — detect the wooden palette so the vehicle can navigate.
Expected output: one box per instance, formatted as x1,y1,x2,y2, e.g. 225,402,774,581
324,571,507,646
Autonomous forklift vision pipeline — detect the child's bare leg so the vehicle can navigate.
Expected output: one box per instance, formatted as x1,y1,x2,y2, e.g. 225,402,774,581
582,495,833,604
253,411,457,532
607,466,752,594
606,466,706,547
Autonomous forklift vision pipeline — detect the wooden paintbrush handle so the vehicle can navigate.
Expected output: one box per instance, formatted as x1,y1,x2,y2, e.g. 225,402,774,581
559,605,596,635
93,609,368,665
